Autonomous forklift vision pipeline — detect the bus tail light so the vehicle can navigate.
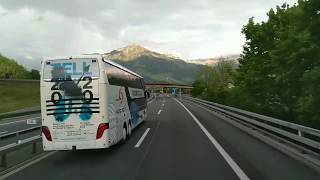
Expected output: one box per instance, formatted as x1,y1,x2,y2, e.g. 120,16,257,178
42,126,52,141
96,123,109,139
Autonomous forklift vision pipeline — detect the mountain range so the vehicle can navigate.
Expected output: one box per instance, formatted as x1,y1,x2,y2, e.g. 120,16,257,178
1,44,239,84
104,44,239,84
104,44,203,84
188,55,240,66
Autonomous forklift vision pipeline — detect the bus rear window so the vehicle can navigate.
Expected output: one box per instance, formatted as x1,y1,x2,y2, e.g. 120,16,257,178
43,59,99,81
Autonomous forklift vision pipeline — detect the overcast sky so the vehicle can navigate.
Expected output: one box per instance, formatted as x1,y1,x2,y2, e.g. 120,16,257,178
0,0,297,69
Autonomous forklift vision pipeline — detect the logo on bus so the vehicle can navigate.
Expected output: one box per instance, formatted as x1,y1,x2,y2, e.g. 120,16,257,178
116,87,124,104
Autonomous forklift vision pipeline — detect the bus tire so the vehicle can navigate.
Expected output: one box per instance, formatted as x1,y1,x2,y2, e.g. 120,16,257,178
122,126,127,141
128,122,132,136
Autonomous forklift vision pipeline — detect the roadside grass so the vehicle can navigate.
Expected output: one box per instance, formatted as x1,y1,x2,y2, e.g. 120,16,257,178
0,81,40,114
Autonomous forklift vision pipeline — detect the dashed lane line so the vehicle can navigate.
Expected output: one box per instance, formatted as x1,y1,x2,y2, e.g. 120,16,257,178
134,128,151,148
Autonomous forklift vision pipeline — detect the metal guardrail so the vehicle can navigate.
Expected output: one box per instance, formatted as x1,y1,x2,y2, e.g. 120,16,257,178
0,79,40,83
0,126,42,167
0,107,40,119
0,135,42,167
0,126,41,139
184,96,320,152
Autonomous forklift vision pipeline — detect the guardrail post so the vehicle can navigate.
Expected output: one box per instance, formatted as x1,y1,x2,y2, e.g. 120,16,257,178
298,129,304,137
1,154,7,167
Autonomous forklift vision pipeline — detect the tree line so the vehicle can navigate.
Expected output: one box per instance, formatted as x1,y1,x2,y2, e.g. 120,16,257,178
192,0,320,129
0,54,40,79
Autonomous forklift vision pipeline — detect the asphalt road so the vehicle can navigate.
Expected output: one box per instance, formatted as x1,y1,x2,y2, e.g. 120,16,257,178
3,97,320,180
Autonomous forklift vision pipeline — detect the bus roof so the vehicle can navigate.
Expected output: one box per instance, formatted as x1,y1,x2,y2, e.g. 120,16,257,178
44,54,144,79
102,56,143,79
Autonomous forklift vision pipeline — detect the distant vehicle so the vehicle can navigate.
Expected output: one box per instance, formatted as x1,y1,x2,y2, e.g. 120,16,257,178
40,55,147,150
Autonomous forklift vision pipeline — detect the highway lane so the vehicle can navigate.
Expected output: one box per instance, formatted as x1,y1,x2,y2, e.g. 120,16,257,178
134,97,239,180
0,114,41,136
181,99,320,179
3,97,320,180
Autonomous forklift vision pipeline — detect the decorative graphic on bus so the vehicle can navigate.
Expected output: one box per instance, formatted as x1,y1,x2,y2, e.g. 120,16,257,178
130,101,139,127
52,98,71,122
45,59,100,122
47,96,97,122
116,87,124,104
79,103,93,121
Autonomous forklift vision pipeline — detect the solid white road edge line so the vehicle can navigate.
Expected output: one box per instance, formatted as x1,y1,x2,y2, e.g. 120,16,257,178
147,98,155,105
0,117,40,126
157,110,162,115
134,128,151,148
174,98,250,180
0,131,8,135
0,151,57,179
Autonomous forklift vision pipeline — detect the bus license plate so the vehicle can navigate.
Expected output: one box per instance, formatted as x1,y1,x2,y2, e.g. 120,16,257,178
65,131,81,136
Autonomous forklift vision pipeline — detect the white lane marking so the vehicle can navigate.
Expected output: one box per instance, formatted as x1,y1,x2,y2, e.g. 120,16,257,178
134,128,151,148
157,110,162,115
0,131,8,135
147,97,155,105
174,99,250,180
0,117,40,126
0,151,57,179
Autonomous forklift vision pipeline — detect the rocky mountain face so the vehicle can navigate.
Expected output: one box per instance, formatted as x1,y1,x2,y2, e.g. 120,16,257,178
188,54,240,66
103,44,239,84
105,44,180,62
104,44,202,84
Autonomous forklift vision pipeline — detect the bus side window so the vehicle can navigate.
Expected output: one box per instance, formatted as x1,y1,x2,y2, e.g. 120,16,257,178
104,62,144,90
139,79,144,89
105,64,122,86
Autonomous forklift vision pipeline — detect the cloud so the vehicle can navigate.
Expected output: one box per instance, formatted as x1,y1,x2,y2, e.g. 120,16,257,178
0,0,297,69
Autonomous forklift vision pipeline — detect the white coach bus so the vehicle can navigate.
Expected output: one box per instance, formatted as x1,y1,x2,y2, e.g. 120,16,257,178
40,55,147,150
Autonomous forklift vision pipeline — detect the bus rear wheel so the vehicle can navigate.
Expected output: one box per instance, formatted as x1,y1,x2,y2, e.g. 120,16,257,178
122,126,127,141
128,123,132,136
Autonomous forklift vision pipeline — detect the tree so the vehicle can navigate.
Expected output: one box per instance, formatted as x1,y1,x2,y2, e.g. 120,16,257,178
236,0,320,128
0,54,40,80
29,69,40,79
192,61,236,104
0,54,30,79
193,0,320,129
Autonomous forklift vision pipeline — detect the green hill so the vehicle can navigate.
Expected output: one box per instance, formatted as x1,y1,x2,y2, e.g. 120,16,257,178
0,54,39,79
0,54,40,114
